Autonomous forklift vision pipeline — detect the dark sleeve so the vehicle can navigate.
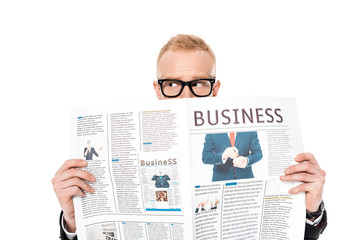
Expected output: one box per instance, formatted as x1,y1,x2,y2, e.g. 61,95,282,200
304,209,327,240
59,211,78,240
202,134,223,165
246,132,263,166
93,148,99,157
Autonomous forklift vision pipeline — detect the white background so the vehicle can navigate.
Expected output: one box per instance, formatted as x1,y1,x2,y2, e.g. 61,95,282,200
0,0,359,239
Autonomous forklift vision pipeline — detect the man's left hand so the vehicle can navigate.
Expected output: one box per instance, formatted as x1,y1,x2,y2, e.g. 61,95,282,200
233,156,248,168
280,153,326,212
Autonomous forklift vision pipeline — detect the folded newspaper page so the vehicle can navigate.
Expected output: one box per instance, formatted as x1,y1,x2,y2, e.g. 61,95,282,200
70,97,306,240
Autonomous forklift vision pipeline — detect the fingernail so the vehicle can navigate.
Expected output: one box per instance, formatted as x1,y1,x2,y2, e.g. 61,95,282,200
91,175,96,181
90,187,94,192
280,175,285,180
82,160,87,166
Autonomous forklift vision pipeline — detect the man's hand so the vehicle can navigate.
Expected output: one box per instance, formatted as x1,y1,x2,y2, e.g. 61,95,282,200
233,156,248,168
52,159,96,233
222,147,239,161
280,153,326,212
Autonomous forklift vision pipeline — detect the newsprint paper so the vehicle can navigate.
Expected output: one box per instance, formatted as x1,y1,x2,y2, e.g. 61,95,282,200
71,96,306,240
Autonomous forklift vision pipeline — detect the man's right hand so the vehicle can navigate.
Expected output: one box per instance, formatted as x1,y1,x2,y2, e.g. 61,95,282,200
222,147,239,162
52,159,96,233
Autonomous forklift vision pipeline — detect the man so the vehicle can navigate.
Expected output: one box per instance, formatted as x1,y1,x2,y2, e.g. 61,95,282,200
84,141,102,160
53,34,327,239
202,131,263,181
152,170,171,188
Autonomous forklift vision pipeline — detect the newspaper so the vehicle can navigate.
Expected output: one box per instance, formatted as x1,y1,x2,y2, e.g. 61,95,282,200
71,96,306,240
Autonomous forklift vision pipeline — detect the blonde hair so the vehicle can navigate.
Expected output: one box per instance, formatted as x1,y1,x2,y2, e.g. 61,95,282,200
157,34,215,63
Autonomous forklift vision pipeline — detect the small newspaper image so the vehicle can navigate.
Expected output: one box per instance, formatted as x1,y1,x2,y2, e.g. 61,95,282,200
71,96,306,240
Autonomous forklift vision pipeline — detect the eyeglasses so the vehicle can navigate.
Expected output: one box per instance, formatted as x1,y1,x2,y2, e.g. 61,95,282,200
157,78,216,98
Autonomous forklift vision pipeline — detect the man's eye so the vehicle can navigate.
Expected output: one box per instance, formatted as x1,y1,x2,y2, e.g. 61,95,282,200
169,83,178,87
192,82,204,87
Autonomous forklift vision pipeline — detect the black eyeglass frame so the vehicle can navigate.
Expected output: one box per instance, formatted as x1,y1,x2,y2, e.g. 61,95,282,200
157,78,216,98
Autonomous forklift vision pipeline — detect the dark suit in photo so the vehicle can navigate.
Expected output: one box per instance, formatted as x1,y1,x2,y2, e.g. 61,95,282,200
84,147,99,160
202,131,263,181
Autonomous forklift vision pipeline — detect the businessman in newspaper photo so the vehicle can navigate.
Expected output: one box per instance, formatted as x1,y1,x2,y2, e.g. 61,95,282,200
202,131,263,181
52,34,327,239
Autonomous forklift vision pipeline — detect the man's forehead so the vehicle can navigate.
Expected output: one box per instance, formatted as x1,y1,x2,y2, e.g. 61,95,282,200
157,50,216,79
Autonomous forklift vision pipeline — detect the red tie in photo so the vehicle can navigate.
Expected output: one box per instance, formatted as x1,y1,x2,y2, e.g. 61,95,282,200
230,132,237,179
230,132,235,147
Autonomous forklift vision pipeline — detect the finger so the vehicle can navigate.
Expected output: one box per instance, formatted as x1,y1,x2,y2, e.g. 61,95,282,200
285,162,320,175
56,159,87,175
240,161,247,168
57,186,86,203
280,172,317,183
288,182,316,194
56,177,95,193
56,168,95,182
232,159,237,166
234,163,244,168
232,147,239,157
234,158,243,167
295,153,318,166
233,158,238,164
228,150,236,159
65,186,87,198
